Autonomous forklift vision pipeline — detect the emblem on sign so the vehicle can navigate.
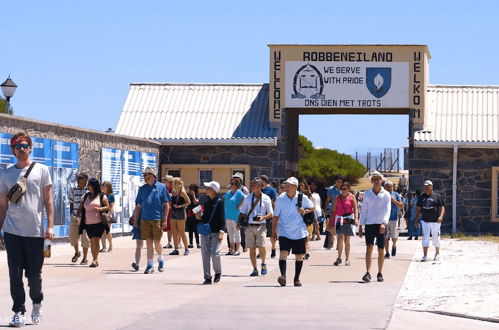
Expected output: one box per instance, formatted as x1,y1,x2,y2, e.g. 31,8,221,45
291,64,325,99
366,68,391,98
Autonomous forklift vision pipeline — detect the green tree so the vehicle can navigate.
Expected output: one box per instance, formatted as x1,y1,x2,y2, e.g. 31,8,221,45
298,135,365,184
0,97,14,114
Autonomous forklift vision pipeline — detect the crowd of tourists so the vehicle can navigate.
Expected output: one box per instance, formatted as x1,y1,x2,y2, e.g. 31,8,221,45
0,131,445,327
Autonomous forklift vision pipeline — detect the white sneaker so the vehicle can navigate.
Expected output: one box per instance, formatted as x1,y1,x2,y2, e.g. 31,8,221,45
31,303,42,324
434,254,440,261
421,255,428,262
9,311,25,327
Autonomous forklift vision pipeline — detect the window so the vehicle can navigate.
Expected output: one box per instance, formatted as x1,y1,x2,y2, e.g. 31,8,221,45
493,167,499,222
167,169,181,178
199,169,213,186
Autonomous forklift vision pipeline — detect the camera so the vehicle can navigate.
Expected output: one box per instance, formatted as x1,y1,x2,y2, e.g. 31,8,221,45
253,216,262,222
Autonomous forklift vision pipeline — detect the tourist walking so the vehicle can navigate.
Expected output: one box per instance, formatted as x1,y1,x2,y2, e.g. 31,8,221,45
309,181,322,241
133,168,170,274
331,182,358,266
408,190,421,240
239,177,273,276
232,172,249,252
259,175,278,258
129,206,143,271
78,178,109,268
299,181,314,260
0,132,55,327
169,178,191,256
186,184,200,249
68,172,90,264
358,171,391,283
100,181,115,253
272,177,315,287
224,178,245,255
162,175,174,249
195,181,225,284
415,181,445,262
384,180,403,259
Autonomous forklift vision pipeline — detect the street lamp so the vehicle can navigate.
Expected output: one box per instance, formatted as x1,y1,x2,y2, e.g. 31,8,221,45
1,75,17,115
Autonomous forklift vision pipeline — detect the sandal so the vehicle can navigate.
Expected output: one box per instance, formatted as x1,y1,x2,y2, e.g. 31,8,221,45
80,259,88,265
71,251,81,263
99,248,106,253
89,261,99,268
333,258,342,266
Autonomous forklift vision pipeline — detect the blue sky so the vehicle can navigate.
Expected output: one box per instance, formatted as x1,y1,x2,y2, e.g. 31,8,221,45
2,1,499,154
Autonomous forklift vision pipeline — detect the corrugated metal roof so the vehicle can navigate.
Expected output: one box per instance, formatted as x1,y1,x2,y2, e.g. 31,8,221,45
115,83,277,144
415,85,499,145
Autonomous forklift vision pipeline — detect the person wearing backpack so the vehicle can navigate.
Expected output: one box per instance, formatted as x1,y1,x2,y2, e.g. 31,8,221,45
195,181,225,285
272,177,315,287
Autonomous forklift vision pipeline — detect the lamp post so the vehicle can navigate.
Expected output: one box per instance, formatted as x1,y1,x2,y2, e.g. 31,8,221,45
1,75,17,115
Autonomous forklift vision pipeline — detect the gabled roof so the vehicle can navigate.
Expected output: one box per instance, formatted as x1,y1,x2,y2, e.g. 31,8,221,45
415,85,499,147
115,83,277,145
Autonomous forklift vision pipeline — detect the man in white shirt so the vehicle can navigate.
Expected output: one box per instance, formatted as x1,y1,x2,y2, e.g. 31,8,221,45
239,178,273,276
358,171,391,283
272,177,315,287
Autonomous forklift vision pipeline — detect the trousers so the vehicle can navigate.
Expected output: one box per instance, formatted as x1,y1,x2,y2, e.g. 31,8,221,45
200,233,222,280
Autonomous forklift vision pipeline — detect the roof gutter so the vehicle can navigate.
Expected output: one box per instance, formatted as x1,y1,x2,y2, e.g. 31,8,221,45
156,138,278,147
415,141,499,148
452,144,458,233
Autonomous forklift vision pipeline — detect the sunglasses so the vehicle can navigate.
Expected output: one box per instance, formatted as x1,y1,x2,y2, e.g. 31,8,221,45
13,143,30,150
341,188,348,191
230,182,236,185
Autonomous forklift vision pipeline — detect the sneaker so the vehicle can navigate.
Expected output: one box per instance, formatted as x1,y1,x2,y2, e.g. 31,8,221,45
271,249,276,258
278,275,286,287
233,251,241,256
377,273,384,282
214,273,221,283
203,278,212,285
197,244,201,249
421,255,428,262
261,264,268,275
434,254,440,261
384,252,390,259
294,279,302,287
391,247,397,257
226,251,234,256
163,244,173,249
250,269,259,277
415,236,419,240
407,237,413,240
304,253,310,260
362,272,371,283
184,249,189,256
131,262,139,271
31,303,42,324
144,265,155,274
9,312,25,327
158,260,164,272
333,258,342,266
188,244,194,249
169,250,179,256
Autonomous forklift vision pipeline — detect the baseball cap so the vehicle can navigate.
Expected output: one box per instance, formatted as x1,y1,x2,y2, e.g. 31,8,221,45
142,167,157,177
284,177,299,186
204,181,220,193
371,171,383,179
76,172,88,179
423,180,433,186
232,172,244,180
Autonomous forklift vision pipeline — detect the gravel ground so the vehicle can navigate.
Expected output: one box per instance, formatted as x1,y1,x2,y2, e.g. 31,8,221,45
394,238,499,323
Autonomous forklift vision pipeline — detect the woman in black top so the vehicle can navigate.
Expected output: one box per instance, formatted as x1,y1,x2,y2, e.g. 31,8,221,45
195,181,225,285
169,178,191,256
186,184,200,248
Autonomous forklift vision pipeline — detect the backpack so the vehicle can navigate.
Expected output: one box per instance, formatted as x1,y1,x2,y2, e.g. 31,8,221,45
298,192,315,226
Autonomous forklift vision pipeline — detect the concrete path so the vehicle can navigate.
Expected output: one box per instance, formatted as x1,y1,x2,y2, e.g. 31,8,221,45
0,234,417,329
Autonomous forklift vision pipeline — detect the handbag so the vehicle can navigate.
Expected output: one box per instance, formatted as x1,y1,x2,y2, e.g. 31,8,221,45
197,199,220,235
237,194,261,229
7,162,36,204
99,193,110,223
323,230,332,249
298,193,315,226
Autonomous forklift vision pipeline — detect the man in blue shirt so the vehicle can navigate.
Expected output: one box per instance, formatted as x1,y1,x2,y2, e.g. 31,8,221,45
383,180,403,259
259,175,278,258
133,167,171,274
325,175,343,214
272,177,315,287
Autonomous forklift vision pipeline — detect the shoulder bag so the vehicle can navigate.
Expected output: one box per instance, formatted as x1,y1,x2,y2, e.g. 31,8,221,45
298,192,315,226
197,199,220,235
7,162,36,204
237,194,261,229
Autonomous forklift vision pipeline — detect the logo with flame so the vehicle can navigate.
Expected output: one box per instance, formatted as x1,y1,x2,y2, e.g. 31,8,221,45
366,68,392,98
291,64,325,99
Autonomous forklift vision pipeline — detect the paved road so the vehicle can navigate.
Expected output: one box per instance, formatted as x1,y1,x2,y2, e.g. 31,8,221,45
0,234,418,329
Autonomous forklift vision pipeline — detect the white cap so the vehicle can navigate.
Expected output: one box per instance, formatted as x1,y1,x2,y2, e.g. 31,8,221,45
232,172,244,180
371,171,383,179
423,180,433,186
384,180,394,186
284,176,299,186
204,181,220,193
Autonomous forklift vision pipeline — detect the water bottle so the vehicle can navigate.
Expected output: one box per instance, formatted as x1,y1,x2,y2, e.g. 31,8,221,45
43,239,51,258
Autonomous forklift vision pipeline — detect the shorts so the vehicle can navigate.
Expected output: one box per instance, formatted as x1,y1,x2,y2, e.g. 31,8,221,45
279,236,306,255
364,224,385,249
266,221,273,238
69,217,90,248
335,222,355,236
245,224,267,248
141,219,163,240
85,223,105,239
385,221,399,239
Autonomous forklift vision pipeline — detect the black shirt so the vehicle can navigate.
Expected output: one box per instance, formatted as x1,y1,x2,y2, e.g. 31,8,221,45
201,196,225,233
417,192,444,222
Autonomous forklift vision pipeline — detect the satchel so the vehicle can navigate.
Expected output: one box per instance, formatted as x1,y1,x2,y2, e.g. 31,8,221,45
298,193,315,226
7,162,36,204
237,194,261,229
197,199,220,235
